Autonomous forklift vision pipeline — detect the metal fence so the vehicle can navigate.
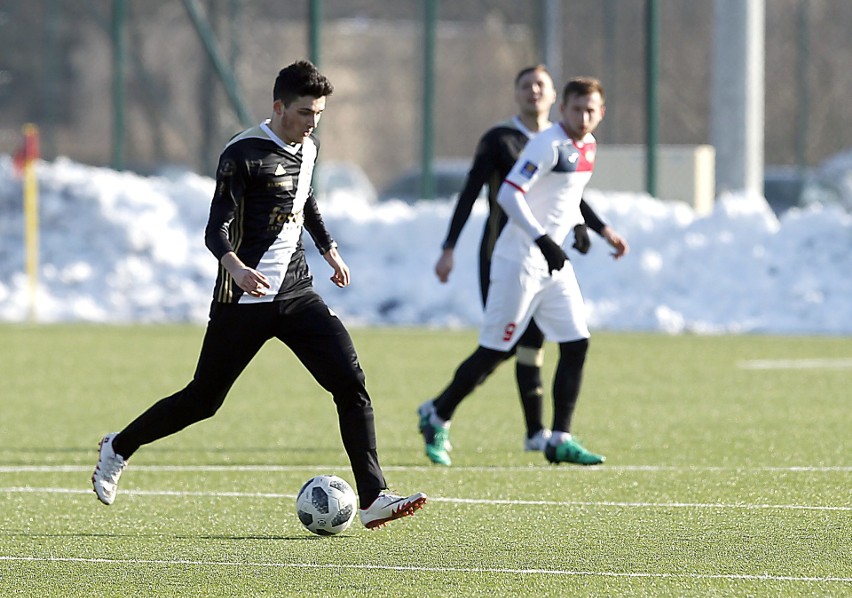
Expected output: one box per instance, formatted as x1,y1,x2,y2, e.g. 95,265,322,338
1,0,850,192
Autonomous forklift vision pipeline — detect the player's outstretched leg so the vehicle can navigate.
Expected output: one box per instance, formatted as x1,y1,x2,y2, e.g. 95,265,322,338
359,491,428,529
91,433,129,505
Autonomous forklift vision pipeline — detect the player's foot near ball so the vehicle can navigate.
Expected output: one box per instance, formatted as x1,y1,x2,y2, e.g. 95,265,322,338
544,437,605,465
359,491,427,529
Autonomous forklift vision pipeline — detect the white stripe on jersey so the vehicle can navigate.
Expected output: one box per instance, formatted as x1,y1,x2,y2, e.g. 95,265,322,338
239,132,318,304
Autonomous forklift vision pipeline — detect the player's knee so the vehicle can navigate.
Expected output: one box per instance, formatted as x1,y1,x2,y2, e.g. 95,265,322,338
516,345,545,367
182,384,227,421
329,370,370,407
559,338,589,365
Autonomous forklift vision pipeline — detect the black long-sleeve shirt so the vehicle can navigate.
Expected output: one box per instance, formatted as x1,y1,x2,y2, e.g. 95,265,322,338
205,121,334,304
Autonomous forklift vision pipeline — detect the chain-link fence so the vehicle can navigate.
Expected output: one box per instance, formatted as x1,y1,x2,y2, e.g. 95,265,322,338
1,0,850,190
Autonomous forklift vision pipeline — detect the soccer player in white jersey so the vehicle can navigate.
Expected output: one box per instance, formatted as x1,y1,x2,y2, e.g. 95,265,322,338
91,61,426,529
419,77,628,466
431,65,613,455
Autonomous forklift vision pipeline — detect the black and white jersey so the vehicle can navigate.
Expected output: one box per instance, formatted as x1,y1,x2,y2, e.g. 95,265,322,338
204,120,334,304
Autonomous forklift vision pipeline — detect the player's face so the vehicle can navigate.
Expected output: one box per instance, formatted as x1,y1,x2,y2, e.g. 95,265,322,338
515,70,556,117
560,91,605,140
272,95,326,144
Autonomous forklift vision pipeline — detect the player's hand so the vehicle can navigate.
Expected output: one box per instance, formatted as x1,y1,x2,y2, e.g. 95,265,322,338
323,245,351,287
435,248,454,283
221,252,271,297
571,224,591,254
602,226,629,260
235,267,271,297
534,234,568,274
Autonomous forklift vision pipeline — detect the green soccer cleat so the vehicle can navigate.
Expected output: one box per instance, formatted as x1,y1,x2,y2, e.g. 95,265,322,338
417,401,452,466
417,400,452,452
544,437,605,465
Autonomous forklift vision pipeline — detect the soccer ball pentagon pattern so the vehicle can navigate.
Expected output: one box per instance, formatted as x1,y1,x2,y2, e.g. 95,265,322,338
296,474,357,535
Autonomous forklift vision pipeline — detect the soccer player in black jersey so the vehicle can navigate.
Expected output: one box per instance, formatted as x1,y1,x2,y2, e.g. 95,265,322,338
427,65,612,457
92,61,426,529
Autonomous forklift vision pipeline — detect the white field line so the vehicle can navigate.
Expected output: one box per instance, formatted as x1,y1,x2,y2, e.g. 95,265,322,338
0,555,850,584
2,464,851,473
738,358,852,370
1,486,850,511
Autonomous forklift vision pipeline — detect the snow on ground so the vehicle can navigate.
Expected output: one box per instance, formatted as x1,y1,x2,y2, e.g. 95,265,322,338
1,155,850,335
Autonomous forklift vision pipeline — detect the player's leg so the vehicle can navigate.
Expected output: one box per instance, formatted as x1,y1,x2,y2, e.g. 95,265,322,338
93,302,270,505
482,243,549,449
533,266,604,465
113,303,269,457
431,346,510,421
514,319,549,450
278,294,426,527
419,256,541,465
551,338,588,438
418,346,508,466
276,295,385,501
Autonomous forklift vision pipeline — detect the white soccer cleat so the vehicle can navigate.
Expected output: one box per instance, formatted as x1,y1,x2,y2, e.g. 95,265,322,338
359,491,427,529
91,433,128,505
524,428,552,451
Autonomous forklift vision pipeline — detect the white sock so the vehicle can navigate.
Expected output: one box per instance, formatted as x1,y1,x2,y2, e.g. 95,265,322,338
548,430,572,446
430,413,449,428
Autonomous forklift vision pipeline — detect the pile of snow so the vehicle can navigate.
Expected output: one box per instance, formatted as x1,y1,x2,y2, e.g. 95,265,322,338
1,155,850,334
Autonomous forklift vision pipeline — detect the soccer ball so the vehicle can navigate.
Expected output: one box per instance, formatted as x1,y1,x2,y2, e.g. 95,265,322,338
296,474,357,535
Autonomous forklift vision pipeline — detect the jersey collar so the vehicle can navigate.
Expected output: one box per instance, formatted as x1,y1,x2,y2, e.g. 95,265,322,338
558,122,593,147
260,120,302,155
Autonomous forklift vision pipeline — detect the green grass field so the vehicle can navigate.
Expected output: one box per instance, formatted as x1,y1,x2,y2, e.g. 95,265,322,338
1,325,850,596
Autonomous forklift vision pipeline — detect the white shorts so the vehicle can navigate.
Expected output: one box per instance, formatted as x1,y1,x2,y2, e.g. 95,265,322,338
479,256,590,351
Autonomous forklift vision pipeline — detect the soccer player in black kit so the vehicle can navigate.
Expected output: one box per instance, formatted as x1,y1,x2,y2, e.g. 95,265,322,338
426,65,612,462
92,60,426,529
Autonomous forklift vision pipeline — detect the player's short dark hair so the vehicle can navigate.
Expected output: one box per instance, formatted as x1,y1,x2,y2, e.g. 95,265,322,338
273,60,334,106
562,77,605,104
514,64,551,87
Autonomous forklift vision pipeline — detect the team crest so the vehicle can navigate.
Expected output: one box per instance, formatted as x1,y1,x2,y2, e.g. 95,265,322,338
519,161,538,179
218,158,236,177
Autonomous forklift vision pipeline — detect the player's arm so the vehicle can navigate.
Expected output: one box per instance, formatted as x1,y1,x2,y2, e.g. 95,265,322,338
205,150,270,296
496,180,546,240
579,199,606,235
571,198,604,254
436,134,494,282
495,138,552,241
577,198,628,259
498,180,567,274
204,153,241,260
498,143,569,274
304,193,349,287
441,134,494,250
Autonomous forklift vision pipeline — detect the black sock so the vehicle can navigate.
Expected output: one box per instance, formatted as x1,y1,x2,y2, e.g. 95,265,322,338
516,363,544,437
